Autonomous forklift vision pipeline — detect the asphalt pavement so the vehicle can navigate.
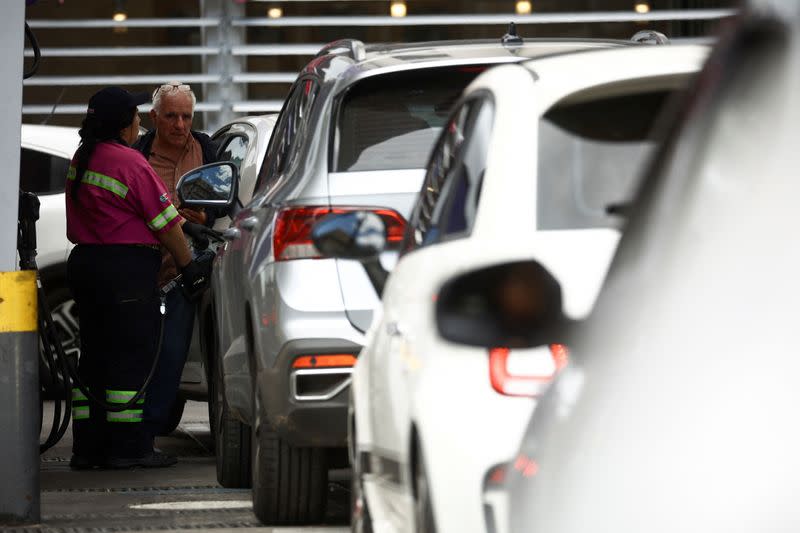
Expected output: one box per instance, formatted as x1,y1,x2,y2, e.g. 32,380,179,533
7,400,350,533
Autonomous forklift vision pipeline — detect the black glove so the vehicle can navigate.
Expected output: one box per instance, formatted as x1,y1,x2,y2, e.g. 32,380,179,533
180,259,209,301
182,221,223,250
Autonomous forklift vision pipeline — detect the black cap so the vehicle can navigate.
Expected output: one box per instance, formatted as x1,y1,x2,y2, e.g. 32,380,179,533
87,86,149,126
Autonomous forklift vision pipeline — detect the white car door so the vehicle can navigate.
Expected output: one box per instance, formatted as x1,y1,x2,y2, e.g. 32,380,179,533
367,99,489,523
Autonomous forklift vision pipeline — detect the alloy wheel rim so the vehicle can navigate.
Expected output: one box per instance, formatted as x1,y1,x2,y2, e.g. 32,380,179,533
42,298,81,382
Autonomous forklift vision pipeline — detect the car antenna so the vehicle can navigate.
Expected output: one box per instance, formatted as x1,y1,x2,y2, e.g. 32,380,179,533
502,22,524,46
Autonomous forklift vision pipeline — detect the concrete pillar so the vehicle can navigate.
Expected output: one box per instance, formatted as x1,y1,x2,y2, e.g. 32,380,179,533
0,0,40,526
200,0,246,132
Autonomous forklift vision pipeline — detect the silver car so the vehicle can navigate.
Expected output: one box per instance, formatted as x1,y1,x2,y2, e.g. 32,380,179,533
205,34,645,525
159,113,278,433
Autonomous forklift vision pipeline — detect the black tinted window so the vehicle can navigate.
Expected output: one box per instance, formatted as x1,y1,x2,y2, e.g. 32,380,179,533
403,101,474,254
335,66,486,172
255,79,319,195
20,148,70,194
538,87,683,230
434,99,493,240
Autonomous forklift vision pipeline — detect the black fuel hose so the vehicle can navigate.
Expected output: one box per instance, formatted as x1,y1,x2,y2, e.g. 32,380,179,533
24,22,41,80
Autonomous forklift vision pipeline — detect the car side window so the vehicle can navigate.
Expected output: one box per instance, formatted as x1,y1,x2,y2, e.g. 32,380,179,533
218,135,249,172
253,86,301,196
19,147,70,195
401,100,475,255
286,79,319,173
254,78,319,197
432,98,493,241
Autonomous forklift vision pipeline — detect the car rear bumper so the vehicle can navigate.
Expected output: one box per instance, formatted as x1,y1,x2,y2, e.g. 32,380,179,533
258,337,362,448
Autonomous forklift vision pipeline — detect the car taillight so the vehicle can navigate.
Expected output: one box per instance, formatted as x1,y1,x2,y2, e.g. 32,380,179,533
291,354,357,368
488,344,569,398
484,463,507,488
513,453,540,478
273,206,406,261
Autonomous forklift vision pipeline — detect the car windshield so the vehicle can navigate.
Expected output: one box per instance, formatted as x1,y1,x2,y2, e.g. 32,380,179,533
334,65,487,172
537,80,687,230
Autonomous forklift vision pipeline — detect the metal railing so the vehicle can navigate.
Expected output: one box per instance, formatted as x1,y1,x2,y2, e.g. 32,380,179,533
23,8,736,127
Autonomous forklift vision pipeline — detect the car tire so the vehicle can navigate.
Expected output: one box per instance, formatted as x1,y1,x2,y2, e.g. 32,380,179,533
350,423,373,533
39,281,81,399
210,326,252,488
414,444,437,533
251,387,327,525
351,471,374,533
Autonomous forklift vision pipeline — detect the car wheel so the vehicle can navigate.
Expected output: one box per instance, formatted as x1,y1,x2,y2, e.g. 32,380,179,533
211,327,251,488
40,283,80,399
251,386,327,525
350,425,373,533
414,445,437,533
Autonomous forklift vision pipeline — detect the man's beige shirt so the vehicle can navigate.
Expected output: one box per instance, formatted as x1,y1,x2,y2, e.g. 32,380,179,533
149,135,204,286
148,135,204,202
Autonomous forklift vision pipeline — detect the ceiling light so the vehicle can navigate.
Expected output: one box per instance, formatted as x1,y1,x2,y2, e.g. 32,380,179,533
390,0,407,18
635,2,651,14
267,6,283,18
112,0,127,22
516,0,532,15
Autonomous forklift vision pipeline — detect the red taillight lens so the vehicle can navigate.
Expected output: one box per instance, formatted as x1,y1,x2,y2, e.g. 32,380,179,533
488,344,569,398
513,453,540,478
273,206,406,261
485,464,507,487
291,354,357,368
273,207,330,261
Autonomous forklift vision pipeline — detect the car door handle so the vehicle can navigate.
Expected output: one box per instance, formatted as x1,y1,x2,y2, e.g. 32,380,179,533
240,216,259,231
222,228,241,241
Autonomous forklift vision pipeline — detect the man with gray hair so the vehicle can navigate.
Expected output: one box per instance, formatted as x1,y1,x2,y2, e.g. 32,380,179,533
134,82,219,443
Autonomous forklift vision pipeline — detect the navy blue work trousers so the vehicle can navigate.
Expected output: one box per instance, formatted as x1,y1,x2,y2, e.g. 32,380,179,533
67,244,160,460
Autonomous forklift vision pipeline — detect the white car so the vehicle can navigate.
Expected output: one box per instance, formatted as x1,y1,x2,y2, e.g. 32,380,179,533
314,44,708,533
20,124,80,393
504,4,800,532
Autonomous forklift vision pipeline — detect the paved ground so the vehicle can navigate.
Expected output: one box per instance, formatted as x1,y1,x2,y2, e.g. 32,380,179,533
5,401,349,533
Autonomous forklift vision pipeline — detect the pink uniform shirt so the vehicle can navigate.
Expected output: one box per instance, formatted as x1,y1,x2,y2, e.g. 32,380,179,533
66,141,182,245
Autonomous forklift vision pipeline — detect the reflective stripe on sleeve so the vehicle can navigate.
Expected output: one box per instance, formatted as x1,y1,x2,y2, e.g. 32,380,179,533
67,166,129,199
72,405,90,420
148,204,179,231
107,409,143,423
72,388,88,402
106,390,144,404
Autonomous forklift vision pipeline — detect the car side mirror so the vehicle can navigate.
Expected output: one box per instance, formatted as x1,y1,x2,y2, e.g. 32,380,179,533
436,260,570,349
176,162,239,212
312,211,389,296
312,211,387,259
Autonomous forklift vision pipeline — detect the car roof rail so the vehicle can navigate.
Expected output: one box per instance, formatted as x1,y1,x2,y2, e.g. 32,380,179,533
315,39,367,61
631,30,671,45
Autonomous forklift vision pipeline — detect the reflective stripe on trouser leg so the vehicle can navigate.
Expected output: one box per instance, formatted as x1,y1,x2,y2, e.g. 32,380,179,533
106,389,145,404
71,387,90,420
106,390,144,423
107,410,144,423
72,406,90,420
71,387,88,402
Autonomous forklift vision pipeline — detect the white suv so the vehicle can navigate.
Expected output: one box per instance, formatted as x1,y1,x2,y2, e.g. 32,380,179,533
314,44,708,533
